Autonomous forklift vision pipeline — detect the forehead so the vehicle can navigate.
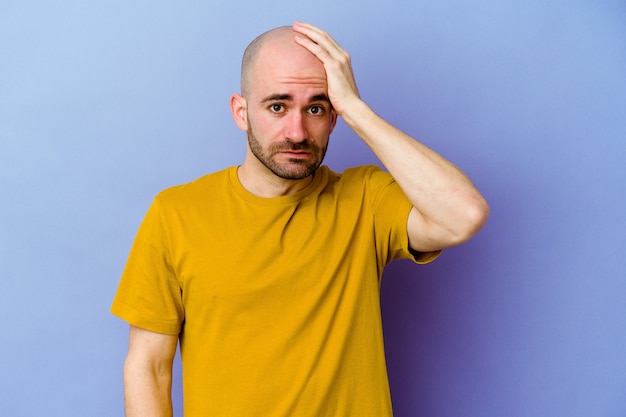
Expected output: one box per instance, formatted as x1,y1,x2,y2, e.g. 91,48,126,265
249,34,328,98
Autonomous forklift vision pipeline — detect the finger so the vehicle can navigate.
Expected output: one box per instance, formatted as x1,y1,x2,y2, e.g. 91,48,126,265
293,33,333,63
293,22,342,54
293,22,344,59
292,21,327,40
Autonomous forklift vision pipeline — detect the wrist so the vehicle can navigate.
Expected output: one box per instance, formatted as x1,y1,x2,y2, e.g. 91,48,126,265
337,98,372,127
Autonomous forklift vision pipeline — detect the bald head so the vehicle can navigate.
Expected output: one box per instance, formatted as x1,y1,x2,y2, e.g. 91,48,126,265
240,26,316,97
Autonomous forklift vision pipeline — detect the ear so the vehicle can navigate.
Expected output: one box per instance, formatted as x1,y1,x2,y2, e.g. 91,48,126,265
230,93,248,131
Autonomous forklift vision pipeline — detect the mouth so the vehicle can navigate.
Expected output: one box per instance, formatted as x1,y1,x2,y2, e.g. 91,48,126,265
279,151,312,161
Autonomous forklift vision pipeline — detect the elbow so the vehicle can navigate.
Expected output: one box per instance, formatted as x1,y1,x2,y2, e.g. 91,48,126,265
458,197,490,243
446,196,490,247
410,195,490,252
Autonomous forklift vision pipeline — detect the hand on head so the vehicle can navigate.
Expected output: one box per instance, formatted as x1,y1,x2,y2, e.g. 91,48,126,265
292,22,361,116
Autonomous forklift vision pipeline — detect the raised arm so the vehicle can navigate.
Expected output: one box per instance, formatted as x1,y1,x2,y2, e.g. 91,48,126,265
123,325,178,417
293,22,489,252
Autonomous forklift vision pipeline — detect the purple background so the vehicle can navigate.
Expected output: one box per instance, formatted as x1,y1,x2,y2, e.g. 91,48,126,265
1,1,625,416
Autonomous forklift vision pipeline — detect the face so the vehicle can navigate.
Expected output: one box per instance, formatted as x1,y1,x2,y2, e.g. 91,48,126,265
233,32,337,181
246,122,328,180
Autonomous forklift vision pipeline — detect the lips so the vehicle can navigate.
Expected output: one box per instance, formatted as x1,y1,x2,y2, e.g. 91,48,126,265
280,150,311,159
274,144,313,156
270,142,319,162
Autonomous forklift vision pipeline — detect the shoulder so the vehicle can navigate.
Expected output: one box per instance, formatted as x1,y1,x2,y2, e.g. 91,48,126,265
315,165,397,207
153,167,234,209
325,164,394,189
158,167,231,198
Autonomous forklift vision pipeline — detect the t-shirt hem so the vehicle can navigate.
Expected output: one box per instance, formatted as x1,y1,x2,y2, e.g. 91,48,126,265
409,249,443,264
110,301,181,335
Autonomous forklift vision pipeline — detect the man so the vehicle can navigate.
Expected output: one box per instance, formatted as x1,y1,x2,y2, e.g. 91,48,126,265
112,22,489,416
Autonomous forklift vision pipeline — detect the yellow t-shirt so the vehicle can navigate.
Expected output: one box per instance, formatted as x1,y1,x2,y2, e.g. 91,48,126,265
112,165,440,416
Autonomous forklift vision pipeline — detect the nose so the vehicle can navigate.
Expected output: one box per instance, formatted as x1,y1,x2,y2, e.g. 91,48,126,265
284,112,308,142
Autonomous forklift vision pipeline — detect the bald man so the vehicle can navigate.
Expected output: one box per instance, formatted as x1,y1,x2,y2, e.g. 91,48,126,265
112,22,488,416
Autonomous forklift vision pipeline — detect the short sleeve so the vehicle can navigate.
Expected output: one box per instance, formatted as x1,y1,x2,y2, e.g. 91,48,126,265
111,195,184,335
366,166,442,265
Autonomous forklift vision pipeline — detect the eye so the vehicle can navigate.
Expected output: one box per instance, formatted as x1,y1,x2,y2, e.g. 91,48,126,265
309,105,325,115
269,104,285,113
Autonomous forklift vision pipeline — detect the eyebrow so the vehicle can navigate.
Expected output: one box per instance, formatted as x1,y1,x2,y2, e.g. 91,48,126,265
261,93,331,104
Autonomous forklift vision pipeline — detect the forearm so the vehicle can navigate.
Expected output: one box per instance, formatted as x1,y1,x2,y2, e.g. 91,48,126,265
342,99,489,246
123,357,173,417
